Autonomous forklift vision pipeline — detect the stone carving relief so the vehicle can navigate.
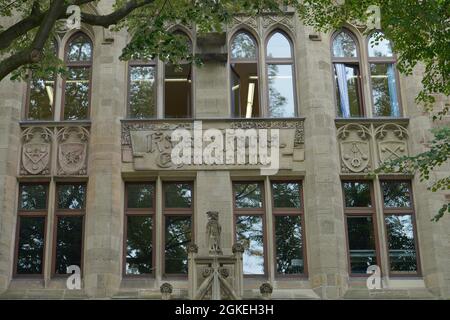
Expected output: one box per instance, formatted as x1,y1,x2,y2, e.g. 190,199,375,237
206,211,222,255
262,14,295,32
375,123,408,164
227,15,258,33
337,124,372,173
57,126,89,175
20,127,53,175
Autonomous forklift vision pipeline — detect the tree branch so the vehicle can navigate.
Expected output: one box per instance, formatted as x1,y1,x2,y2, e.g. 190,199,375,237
0,0,65,81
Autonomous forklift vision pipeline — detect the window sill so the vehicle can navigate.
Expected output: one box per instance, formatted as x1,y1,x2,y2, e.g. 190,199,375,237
19,120,92,127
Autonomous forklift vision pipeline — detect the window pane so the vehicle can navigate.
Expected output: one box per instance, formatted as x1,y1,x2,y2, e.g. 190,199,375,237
164,183,192,208
382,181,411,208
66,34,92,62
370,63,399,117
129,65,156,119
368,32,393,57
385,215,417,273
334,64,362,117
126,215,153,275
272,182,301,208
275,215,303,274
16,216,45,274
343,182,372,207
267,64,295,117
64,67,90,120
28,77,54,120
231,62,260,118
55,216,83,274
236,215,264,275
234,183,262,208
267,32,292,58
127,184,154,208
346,216,377,274
57,184,86,209
332,31,357,58
20,184,47,210
165,216,191,274
164,64,191,118
231,32,257,59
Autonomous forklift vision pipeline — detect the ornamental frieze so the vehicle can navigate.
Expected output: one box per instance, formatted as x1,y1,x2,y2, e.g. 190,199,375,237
20,127,53,175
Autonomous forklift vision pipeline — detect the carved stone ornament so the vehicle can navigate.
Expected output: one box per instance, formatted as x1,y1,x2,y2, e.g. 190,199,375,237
227,15,258,32
160,282,173,294
21,127,53,175
202,267,213,278
57,126,89,175
375,124,409,164
337,124,372,173
187,243,199,254
260,282,273,294
232,242,245,254
219,267,230,279
262,14,295,32
206,211,222,255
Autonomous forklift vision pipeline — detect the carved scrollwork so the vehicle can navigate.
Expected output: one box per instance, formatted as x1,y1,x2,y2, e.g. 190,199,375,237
262,14,295,32
227,15,258,33
20,127,53,175
337,124,372,173
375,123,409,164
57,126,89,175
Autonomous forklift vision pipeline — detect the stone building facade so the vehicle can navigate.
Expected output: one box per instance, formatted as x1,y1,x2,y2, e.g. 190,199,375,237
0,2,449,299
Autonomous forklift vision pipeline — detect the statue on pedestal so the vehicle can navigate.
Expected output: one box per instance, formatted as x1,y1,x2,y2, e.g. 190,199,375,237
206,211,222,255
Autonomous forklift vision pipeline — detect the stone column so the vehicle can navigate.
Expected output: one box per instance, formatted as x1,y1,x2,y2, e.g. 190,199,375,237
298,26,348,298
0,78,23,293
83,27,127,298
401,65,450,298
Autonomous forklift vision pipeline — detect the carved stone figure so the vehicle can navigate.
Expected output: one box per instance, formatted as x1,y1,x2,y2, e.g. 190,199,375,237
206,211,222,255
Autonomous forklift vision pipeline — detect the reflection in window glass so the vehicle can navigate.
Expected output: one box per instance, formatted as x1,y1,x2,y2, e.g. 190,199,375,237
346,216,377,273
267,32,292,58
234,183,262,208
16,217,46,274
334,64,362,117
275,215,303,274
126,215,152,275
382,181,411,208
57,184,86,209
332,31,357,58
66,34,92,62
20,184,47,210
129,65,156,118
165,216,191,274
272,182,301,208
236,215,264,275
231,32,257,59
368,32,393,57
28,77,55,120
231,63,260,118
370,63,399,117
55,216,83,274
343,182,372,207
64,67,90,120
267,64,295,117
385,215,417,273
164,183,192,208
164,64,191,118
127,184,154,208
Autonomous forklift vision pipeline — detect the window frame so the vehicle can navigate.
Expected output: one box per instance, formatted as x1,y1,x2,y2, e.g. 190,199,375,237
127,60,158,119
61,32,93,121
232,181,267,277
330,29,365,118
162,181,194,278
52,182,86,277
264,29,298,118
14,182,49,278
380,179,421,277
341,180,382,277
123,182,156,277
271,180,307,278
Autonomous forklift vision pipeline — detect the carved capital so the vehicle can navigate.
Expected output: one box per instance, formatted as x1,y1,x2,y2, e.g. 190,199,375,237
232,242,245,254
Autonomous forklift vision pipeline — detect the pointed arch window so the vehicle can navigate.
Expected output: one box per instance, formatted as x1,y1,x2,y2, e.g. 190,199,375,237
26,39,58,120
331,30,363,118
62,32,92,120
368,31,400,117
266,31,296,118
164,31,192,118
230,31,260,118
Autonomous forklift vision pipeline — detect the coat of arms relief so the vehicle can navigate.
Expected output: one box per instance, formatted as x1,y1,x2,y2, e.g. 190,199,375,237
20,126,89,176
337,122,409,174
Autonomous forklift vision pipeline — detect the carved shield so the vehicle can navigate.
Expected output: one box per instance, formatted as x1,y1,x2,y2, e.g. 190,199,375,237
378,141,407,163
340,141,370,172
58,142,86,174
22,143,50,174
